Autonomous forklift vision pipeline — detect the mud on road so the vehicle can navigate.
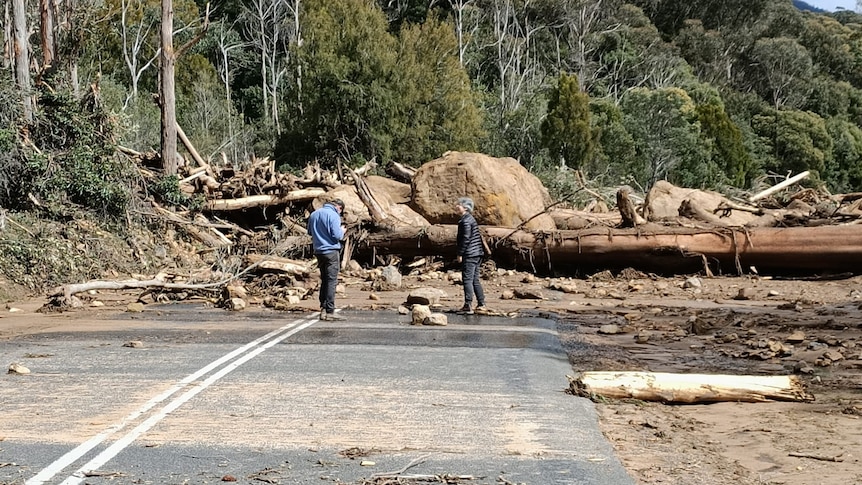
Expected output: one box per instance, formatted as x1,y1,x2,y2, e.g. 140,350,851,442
2,269,862,485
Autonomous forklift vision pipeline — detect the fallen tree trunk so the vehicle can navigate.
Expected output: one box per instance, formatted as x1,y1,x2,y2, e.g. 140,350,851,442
48,261,270,304
569,371,814,403
244,254,309,276
351,170,389,224
358,224,862,274
206,188,326,211
48,278,220,303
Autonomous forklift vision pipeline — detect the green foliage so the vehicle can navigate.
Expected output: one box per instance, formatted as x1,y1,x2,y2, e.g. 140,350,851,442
593,4,698,96
14,88,132,216
676,20,729,85
748,37,813,109
282,0,399,166
0,229,97,291
0,213,159,292
150,175,204,210
0,74,25,207
390,16,484,165
23,0,862,199
176,53,255,162
279,0,483,168
107,79,162,151
541,72,594,170
752,109,832,177
803,76,862,119
479,85,547,168
621,87,710,188
377,0,433,30
632,0,771,36
695,100,753,186
824,117,862,192
800,15,858,82
586,98,637,185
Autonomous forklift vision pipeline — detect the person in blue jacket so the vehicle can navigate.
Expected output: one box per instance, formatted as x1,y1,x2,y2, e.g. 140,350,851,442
308,199,346,321
455,197,487,315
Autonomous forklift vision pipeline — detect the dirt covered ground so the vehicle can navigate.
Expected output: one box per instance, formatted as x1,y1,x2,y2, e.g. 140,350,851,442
2,266,861,485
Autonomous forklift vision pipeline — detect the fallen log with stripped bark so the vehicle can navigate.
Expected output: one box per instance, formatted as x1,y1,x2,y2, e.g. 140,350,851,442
569,371,814,403
358,223,862,275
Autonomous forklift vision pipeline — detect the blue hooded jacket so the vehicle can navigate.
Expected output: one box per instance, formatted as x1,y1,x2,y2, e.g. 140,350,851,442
308,203,344,254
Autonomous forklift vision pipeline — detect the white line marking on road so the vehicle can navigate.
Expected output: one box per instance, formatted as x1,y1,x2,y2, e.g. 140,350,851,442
26,316,319,485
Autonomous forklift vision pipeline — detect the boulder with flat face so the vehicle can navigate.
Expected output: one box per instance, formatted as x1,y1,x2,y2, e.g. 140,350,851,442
410,152,556,230
313,183,429,227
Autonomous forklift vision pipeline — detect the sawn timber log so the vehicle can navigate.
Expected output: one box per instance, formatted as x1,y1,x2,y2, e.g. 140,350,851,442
358,224,862,274
569,371,814,403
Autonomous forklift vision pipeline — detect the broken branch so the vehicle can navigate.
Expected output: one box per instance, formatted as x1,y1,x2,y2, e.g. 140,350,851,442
788,452,844,462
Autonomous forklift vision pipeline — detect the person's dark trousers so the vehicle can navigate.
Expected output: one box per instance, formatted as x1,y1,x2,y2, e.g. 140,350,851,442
316,250,341,313
461,256,485,306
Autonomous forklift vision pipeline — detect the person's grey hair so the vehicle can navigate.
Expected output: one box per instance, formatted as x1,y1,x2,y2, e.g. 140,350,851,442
457,197,474,212
329,199,345,210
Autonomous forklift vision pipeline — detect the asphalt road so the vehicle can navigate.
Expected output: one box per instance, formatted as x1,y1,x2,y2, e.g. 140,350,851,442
0,306,634,485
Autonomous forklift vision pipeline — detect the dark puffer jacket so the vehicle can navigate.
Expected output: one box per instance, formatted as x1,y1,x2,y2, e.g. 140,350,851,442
457,212,485,258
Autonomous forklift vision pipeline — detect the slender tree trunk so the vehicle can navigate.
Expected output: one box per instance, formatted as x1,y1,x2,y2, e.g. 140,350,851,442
160,0,178,174
62,0,80,96
294,0,302,115
11,0,32,121
4,3,13,69
39,0,56,71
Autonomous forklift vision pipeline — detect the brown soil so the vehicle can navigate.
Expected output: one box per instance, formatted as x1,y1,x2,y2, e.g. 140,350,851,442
3,267,861,485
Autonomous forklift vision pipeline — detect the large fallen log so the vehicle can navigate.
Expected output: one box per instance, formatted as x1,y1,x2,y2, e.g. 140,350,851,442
358,224,862,274
569,371,814,403
205,188,326,211
244,254,309,276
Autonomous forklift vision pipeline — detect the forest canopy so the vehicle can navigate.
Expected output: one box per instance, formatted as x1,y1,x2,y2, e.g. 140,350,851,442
3,0,862,216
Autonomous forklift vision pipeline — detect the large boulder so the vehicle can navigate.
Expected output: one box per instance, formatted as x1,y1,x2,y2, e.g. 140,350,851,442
366,175,411,204
644,180,759,226
410,152,556,230
313,182,429,227
311,185,367,226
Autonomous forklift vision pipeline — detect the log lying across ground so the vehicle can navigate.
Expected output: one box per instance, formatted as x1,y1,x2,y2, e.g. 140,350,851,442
205,188,326,211
569,371,814,403
244,254,309,276
359,224,862,274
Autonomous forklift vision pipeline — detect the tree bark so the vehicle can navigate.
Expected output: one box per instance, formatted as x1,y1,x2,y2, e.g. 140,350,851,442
205,188,326,211
616,186,638,228
50,278,219,301
358,224,862,274
39,0,56,72
750,171,810,202
177,122,207,167
244,254,309,276
569,371,814,403
3,4,11,70
11,0,32,121
351,171,388,224
160,0,178,175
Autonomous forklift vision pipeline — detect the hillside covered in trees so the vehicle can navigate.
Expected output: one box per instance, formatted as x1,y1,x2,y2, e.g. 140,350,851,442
2,0,862,292
4,0,862,204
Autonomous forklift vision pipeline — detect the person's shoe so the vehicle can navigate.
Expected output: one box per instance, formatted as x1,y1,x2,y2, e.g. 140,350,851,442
325,312,346,321
457,304,474,315
475,305,489,314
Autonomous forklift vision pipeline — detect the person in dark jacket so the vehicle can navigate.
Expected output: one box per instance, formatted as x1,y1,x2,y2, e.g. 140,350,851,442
455,197,486,314
308,199,346,321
